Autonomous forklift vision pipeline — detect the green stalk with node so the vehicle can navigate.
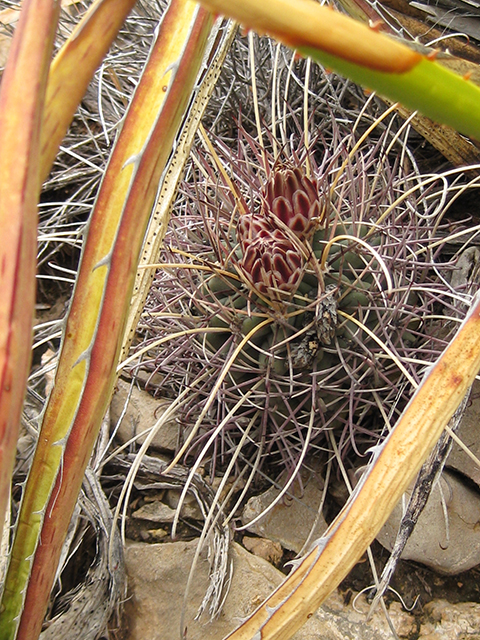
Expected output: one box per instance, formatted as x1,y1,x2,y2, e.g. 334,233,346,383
0,2,214,639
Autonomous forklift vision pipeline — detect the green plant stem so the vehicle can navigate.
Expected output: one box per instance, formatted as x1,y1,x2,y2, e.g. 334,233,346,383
199,0,480,139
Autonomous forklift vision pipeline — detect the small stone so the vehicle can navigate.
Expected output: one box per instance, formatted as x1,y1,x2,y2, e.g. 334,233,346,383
334,593,417,639
447,379,480,488
242,536,283,566
242,473,328,553
132,501,177,524
147,528,168,542
132,368,164,389
124,539,393,640
419,599,480,638
211,475,245,505
111,379,181,452
165,489,203,521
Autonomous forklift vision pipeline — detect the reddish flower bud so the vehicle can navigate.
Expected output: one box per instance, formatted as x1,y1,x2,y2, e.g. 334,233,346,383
239,229,303,300
236,213,273,253
236,166,324,302
263,168,324,239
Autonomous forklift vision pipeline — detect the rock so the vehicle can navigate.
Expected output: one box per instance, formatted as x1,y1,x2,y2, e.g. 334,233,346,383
110,379,181,452
447,379,480,488
242,473,328,553
131,368,164,390
124,539,406,640
377,468,480,574
132,500,177,524
419,599,480,639
165,489,204,521
146,528,169,542
332,593,417,639
242,536,283,566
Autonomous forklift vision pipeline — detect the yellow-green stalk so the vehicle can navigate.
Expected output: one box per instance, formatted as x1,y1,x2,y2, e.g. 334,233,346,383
0,3,214,639
199,0,480,140
0,0,60,549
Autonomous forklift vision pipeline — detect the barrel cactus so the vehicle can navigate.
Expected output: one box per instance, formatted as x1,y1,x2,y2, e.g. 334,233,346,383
139,55,465,506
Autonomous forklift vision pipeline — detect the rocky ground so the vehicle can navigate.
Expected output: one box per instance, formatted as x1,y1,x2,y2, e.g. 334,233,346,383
114,378,480,640
123,537,480,640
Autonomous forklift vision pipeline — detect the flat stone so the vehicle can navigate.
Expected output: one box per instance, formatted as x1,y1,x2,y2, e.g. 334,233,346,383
124,539,408,640
377,468,480,574
111,379,181,452
132,501,177,524
146,528,169,542
165,489,203,521
242,474,328,553
334,594,417,639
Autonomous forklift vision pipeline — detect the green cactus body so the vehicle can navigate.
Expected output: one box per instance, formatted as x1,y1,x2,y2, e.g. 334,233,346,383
142,58,466,483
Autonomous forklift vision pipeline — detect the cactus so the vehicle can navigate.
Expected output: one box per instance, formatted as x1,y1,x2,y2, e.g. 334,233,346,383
137,48,468,510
